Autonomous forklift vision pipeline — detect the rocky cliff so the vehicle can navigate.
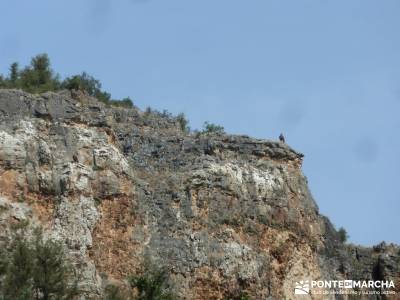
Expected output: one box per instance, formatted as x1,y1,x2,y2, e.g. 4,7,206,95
0,89,398,299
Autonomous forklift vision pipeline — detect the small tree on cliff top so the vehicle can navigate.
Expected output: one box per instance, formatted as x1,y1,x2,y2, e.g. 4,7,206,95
61,71,111,103
18,53,61,93
338,227,349,243
9,62,19,85
202,121,225,134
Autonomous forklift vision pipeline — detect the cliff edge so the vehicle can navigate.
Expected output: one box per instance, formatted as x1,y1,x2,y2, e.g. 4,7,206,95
0,89,398,299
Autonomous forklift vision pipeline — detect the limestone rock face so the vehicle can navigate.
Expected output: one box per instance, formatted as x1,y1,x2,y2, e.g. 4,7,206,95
0,89,398,299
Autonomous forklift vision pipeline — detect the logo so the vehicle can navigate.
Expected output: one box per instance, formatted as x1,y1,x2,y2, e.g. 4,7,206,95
295,280,310,295
294,279,396,296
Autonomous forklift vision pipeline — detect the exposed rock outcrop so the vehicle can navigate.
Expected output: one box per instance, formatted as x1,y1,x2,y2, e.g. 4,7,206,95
0,89,398,299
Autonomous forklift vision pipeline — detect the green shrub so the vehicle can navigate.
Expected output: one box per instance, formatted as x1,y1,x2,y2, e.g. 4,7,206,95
128,268,175,300
0,227,78,300
120,97,134,108
176,113,190,132
143,107,152,119
19,54,60,93
109,97,133,108
338,227,348,243
1,234,34,299
202,121,225,134
61,71,111,103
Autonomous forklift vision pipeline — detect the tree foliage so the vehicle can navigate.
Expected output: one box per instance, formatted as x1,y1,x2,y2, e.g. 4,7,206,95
9,62,19,85
0,54,132,108
109,97,133,108
202,121,225,134
0,75,5,87
0,54,227,131
0,226,78,300
103,267,175,300
128,268,175,300
1,233,34,300
338,227,349,243
18,54,60,93
61,72,111,103
176,113,190,133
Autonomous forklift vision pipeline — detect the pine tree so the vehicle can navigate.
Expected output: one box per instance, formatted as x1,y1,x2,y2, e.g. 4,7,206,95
0,74,5,87
338,227,348,243
0,227,78,300
31,228,77,300
31,54,51,85
176,113,190,133
2,235,34,300
9,62,19,86
19,54,60,93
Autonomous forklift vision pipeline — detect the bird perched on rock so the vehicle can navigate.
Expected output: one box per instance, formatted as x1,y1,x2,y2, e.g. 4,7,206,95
279,133,285,143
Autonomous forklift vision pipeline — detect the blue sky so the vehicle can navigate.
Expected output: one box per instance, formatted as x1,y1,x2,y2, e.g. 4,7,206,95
1,0,399,245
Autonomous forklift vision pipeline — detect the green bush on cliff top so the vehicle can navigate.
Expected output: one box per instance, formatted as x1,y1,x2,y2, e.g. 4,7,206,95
338,227,349,243
0,54,132,108
201,121,225,134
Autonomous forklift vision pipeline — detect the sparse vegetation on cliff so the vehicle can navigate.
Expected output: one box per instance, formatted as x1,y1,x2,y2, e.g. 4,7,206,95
0,55,231,134
0,54,60,94
0,54,133,108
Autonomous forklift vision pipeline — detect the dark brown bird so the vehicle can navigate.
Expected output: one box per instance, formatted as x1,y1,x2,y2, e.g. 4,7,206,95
279,133,285,143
